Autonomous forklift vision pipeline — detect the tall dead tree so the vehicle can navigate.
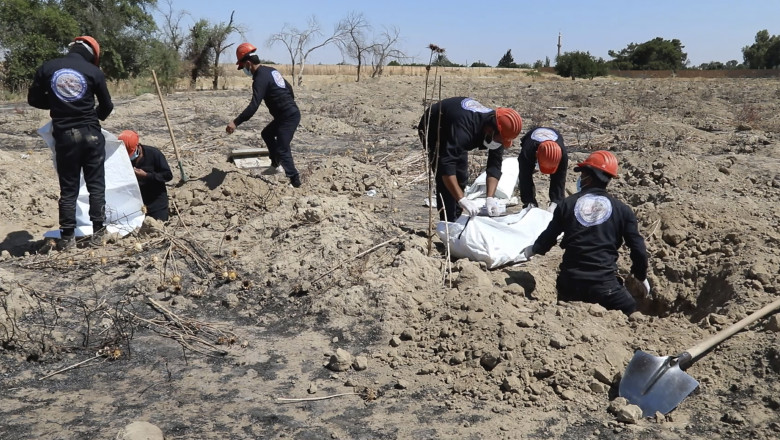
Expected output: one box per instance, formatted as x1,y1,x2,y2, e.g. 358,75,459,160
268,16,346,86
336,12,372,82
156,0,188,53
208,11,241,90
370,26,406,78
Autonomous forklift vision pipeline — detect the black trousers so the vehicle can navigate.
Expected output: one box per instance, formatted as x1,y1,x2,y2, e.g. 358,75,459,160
53,126,106,232
556,273,637,315
261,111,300,179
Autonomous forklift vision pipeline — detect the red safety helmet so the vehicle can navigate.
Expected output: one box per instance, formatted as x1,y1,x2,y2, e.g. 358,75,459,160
118,130,139,157
537,140,562,174
575,150,619,178
495,108,522,148
236,42,257,69
74,36,100,66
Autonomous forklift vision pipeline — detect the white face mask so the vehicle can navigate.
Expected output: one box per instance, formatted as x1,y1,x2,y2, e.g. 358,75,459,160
483,139,503,150
576,176,582,192
129,148,140,160
243,66,252,76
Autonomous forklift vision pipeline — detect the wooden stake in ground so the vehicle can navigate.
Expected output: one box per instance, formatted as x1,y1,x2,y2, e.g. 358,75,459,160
151,70,187,182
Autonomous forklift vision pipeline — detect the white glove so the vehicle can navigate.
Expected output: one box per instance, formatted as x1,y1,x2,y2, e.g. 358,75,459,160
521,245,535,261
485,197,502,217
546,202,557,213
641,279,651,299
458,197,481,216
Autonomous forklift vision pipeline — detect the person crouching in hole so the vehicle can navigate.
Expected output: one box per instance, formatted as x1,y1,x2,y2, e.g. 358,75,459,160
118,130,173,221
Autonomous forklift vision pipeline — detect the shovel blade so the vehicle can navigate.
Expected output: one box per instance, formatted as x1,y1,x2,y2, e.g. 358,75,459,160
619,350,699,417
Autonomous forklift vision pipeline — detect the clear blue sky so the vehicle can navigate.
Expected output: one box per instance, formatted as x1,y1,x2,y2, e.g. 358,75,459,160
154,0,780,67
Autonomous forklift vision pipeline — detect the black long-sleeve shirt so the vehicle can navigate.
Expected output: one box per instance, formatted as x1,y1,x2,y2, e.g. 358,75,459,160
532,187,648,281
28,52,113,133
418,97,504,180
132,145,173,216
234,66,298,125
517,127,568,206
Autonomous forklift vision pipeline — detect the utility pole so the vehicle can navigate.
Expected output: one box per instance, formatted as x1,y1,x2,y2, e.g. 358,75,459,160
557,32,562,59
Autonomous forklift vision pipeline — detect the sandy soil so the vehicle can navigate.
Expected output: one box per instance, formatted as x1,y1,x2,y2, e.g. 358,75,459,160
1,71,779,439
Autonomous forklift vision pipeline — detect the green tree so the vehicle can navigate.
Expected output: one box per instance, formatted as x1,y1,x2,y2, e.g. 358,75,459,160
470,61,489,67
185,19,213,88
555,51,608,79
0,0,78,91
497,49,518,68
431,54,462,67
608,37,687,70
61,0,158,81
741,30,780,69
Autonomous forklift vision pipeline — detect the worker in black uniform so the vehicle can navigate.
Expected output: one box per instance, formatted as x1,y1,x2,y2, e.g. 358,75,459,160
118,130,173,221
417,97,523,221
517,127,568,212
226,42,301,188
522,150,650,315
28,36,113,250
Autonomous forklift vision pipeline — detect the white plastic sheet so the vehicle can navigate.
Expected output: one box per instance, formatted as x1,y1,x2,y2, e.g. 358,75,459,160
38,122,145,238
436,207,553,269
464,157,519,201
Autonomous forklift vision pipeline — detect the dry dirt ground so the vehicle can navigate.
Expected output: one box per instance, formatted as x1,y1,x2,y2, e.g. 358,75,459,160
1,71,779,439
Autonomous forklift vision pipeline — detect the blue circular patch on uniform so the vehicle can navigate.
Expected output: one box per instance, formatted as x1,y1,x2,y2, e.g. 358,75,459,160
271,70,286,88
574,194,612,227
461,98,492,113
51,68,87,102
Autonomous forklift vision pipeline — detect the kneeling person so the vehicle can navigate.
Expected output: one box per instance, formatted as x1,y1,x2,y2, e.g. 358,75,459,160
118,130,173,221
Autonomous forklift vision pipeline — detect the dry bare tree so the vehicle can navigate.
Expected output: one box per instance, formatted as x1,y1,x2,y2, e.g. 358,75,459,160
336,12,373,82
268,16,346,86
156,0,188,53
208,11,242,90
370,26,406,78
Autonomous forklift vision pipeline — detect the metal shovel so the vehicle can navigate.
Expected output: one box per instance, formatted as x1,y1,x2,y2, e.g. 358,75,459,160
619,297,780,417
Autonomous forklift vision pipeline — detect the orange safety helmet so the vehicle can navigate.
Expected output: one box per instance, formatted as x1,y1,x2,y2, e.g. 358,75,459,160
575,150,619,178
236,42,257,69
494,108,522,148
537,140,562,174
74,36,101,66
118,130,139,157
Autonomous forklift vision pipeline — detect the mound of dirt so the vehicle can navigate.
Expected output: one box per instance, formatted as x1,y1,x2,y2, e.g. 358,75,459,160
1,73,779,439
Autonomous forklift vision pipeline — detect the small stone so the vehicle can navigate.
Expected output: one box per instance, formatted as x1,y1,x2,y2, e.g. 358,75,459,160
352,355,368,371
326,348,353,372
615,404,643,424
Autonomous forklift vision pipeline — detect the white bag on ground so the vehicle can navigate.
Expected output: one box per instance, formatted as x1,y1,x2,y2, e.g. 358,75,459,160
38,122,145,238
464,157,519,201
436,207,553,269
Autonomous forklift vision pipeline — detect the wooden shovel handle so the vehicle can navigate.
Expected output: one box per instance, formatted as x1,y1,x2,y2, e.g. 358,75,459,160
685,297,780,361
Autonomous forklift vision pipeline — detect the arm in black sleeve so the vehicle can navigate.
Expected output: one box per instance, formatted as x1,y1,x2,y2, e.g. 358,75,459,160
150,151,173,183
94,72,113,121
532,211,563,255
286,79,295,100
517,146,537,206
485,147,503,180
27,69,50,110
234,78,266,126
548,152,568,205
623,208,649,280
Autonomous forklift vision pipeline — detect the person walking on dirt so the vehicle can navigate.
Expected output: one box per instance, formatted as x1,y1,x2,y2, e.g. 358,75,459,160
28,36,114,250
521,150,650,315
118,130,173,221
226,43,302,188
517,127,567,212
417,97,522,221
